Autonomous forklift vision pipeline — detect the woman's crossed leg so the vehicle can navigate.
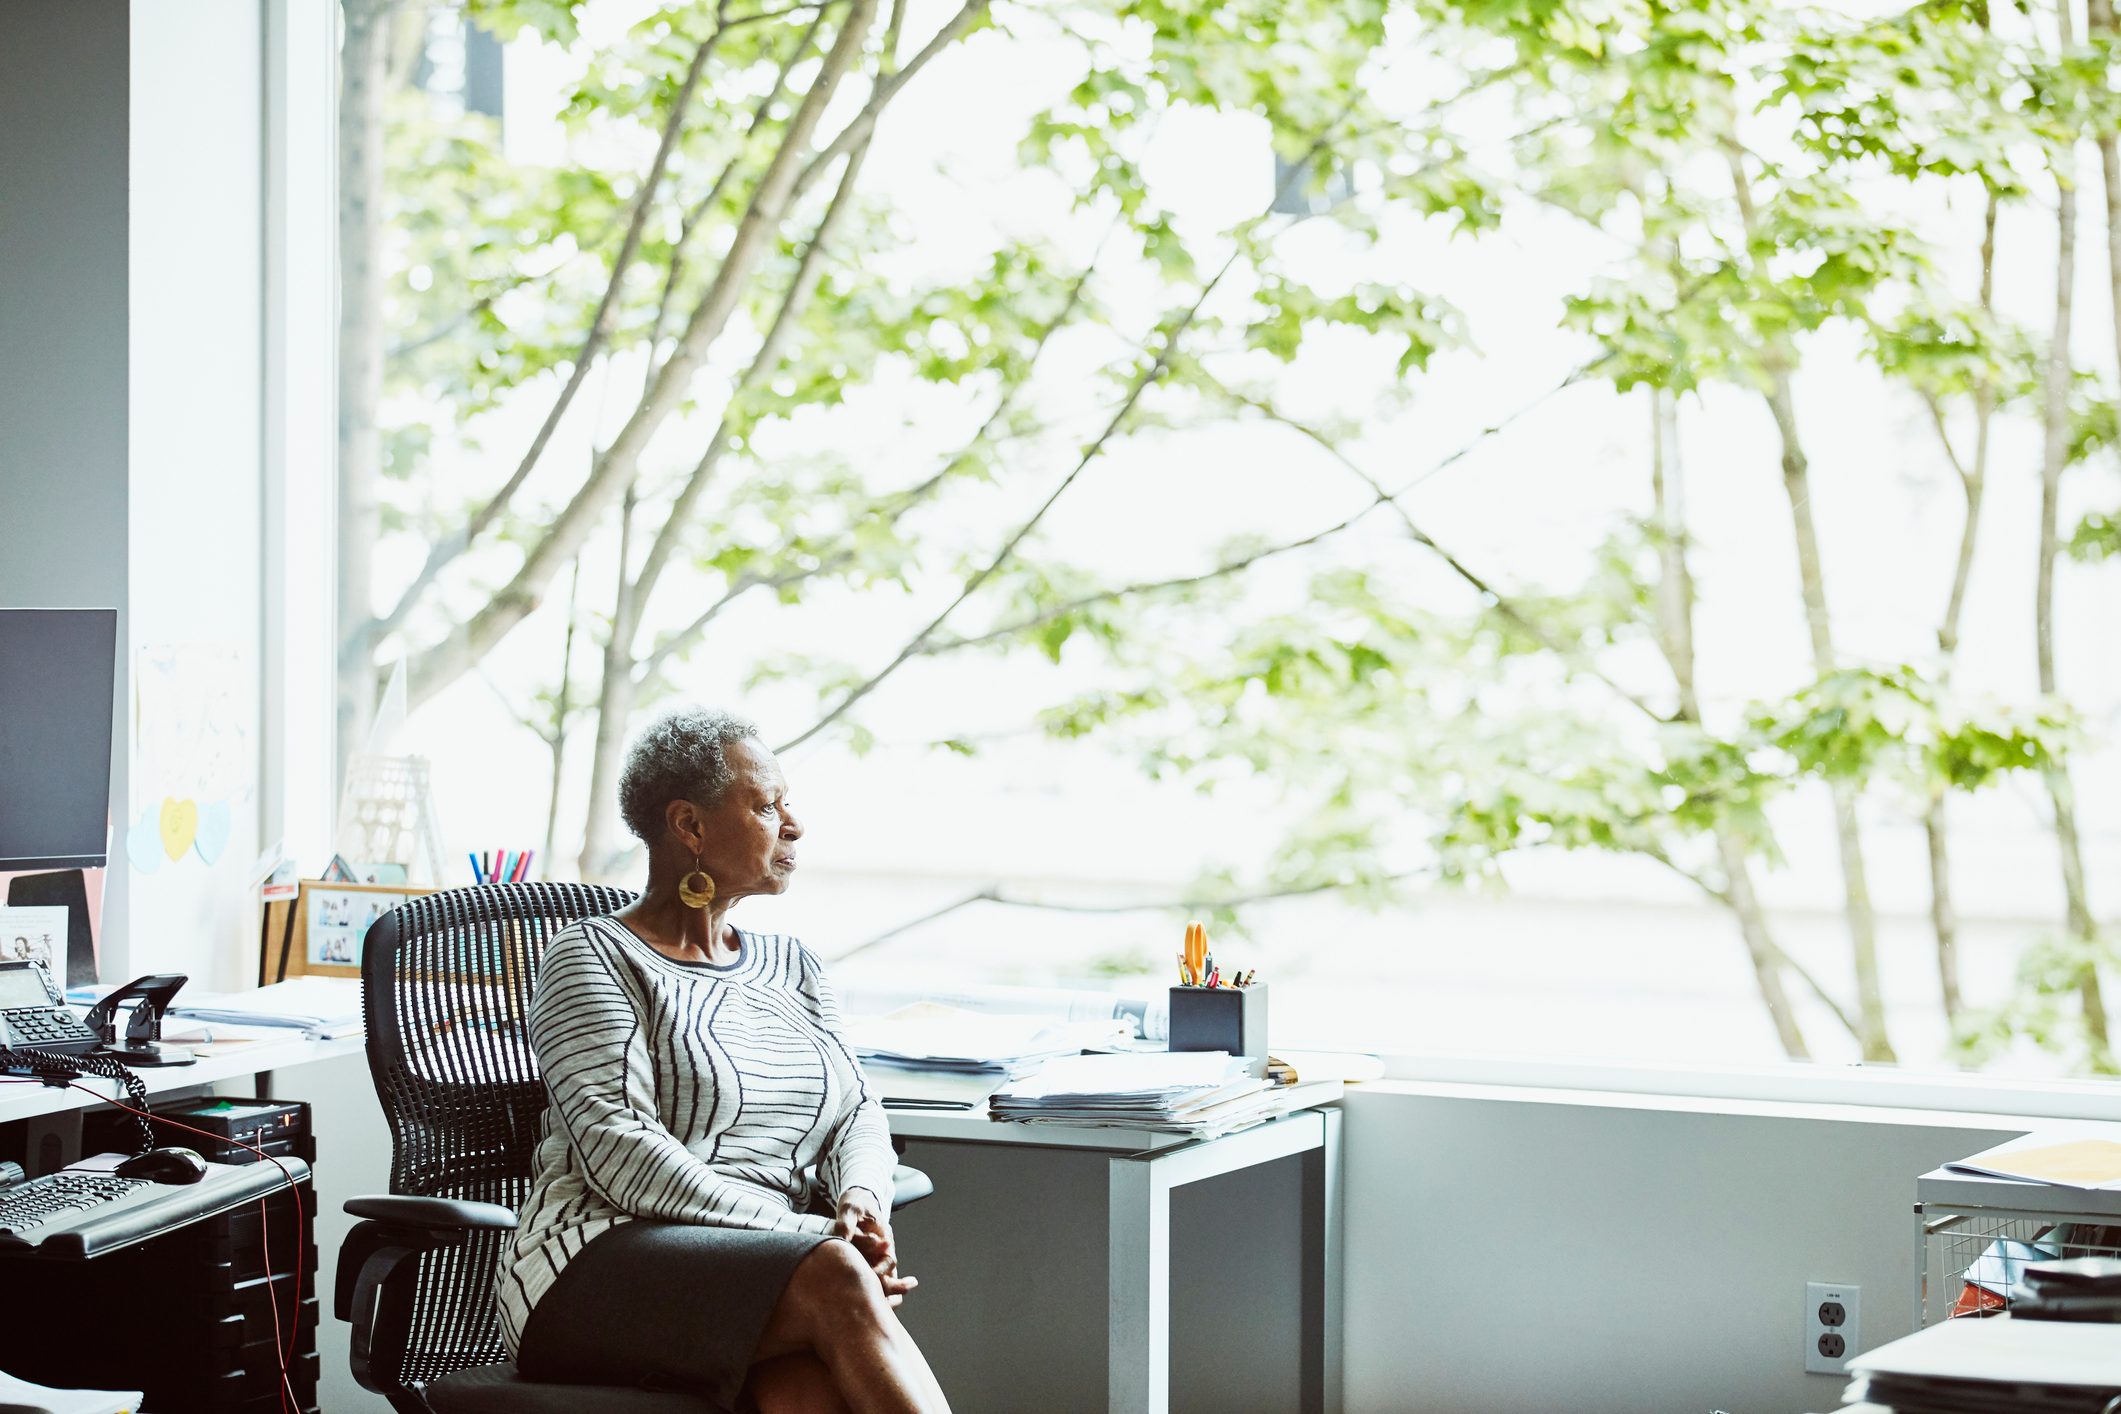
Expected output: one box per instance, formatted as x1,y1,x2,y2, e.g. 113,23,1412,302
745,1239,950,1414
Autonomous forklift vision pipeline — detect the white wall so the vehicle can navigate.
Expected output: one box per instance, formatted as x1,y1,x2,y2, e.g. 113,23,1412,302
126,0,267,990
1340,1085,2028,1414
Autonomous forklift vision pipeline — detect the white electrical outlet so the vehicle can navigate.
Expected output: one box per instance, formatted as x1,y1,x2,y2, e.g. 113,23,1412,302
1805,1282,1861,1374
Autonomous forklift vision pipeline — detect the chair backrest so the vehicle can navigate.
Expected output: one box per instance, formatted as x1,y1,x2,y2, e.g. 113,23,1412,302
359,881,635,1387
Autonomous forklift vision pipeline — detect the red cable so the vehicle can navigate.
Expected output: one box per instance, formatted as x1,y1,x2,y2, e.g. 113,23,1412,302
70,1085,306,1414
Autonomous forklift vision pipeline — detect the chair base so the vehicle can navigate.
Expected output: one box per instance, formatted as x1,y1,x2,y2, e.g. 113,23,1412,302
427,1363,722,1413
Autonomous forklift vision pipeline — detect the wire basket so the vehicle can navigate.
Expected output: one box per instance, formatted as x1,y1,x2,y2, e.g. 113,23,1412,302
1918,1195,2121,1324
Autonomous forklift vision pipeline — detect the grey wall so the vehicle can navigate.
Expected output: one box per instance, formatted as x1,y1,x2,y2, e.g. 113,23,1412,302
1341,1086,2024,1414
0,0,131,953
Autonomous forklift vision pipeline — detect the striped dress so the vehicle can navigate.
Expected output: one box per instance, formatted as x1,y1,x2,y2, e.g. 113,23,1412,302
495,915,897,1356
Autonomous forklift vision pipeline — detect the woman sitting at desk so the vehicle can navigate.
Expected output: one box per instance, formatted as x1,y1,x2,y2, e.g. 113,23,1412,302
497,707,951,1414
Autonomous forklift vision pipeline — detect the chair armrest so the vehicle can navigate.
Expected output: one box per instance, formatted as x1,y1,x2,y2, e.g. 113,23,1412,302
334,1197,516,1401
335,1215,471,1396
344,1193,518,1230
889,1163,932,1210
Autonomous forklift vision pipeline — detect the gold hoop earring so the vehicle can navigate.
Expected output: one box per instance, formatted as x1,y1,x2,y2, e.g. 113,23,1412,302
677,857,717,909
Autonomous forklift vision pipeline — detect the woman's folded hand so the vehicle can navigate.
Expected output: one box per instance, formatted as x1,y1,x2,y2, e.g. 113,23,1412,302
836,1191,919,1305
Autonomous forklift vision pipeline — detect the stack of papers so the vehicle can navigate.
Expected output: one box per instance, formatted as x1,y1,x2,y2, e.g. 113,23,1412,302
170,977,366,1039
851,1003,1129,1109
0,1368,141,1414
1847,1314,2121,1404
1946,1136,2121,1191
991,1051,1289,1136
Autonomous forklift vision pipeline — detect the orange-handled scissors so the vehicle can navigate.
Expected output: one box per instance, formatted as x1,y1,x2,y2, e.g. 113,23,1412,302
1183,920,1207,985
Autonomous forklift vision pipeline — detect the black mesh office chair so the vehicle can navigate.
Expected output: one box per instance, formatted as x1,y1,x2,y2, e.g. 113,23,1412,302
335,882,932,1414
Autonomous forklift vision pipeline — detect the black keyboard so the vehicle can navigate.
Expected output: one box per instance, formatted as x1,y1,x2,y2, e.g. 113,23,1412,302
0,1173,144,1235
0,1156,306,1258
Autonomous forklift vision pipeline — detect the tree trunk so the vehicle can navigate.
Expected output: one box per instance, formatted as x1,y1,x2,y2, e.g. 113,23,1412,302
2036,9,2112,1065
579,492,641,883
335,0,398,773
1924,189,1999,1031
2088,0,2121,369
1650,390,1813,1059
1770,382,1895,1062
541,556,584,874
1724,145,1895,1062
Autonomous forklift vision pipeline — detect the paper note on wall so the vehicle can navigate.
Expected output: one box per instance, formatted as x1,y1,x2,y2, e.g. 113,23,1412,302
131,644,250,870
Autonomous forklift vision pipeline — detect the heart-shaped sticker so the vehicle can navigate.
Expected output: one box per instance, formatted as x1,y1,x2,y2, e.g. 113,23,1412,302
193,799,232,866
159,798,198,862
125,807,164,874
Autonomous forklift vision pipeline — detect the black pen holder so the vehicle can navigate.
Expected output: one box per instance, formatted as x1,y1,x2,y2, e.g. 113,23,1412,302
1168,984,1268,1059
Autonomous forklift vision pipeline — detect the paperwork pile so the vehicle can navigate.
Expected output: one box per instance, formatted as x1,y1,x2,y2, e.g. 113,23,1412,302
1845,1313,2121,1412
850,1003,1131,1109
170,977,366,1039
0,1367,142,1414
1946,1136,2121,1191
990,1051,1286,1137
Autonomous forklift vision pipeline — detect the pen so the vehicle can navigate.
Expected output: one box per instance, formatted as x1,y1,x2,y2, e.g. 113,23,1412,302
469,852,484,884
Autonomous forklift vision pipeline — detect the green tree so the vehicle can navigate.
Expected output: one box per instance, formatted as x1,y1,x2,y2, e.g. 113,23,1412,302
344,0,2121,1071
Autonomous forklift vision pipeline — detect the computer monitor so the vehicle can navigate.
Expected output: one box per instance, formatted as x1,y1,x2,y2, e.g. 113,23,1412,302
0,608,118,870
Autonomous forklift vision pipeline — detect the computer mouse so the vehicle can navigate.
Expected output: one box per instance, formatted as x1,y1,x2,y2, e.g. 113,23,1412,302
115,1146,209,1185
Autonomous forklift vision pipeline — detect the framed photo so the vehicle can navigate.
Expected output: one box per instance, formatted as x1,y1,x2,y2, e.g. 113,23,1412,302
260,880,430,983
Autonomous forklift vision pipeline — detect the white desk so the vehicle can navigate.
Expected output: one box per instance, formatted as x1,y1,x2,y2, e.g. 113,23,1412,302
1,1040,1341,1413
0,1033,364,1124
888,1099,1344,1414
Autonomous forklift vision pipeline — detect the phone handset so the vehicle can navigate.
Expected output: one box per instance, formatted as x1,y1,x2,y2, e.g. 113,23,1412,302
82,973,195,1067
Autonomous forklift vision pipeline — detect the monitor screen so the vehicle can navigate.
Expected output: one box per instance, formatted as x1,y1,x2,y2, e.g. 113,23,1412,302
0,609,117,869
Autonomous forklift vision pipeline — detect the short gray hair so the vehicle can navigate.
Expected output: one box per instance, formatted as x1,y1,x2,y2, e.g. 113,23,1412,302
617,707,762,844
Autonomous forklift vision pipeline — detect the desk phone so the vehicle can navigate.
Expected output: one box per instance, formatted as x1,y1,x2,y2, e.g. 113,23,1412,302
0,960,101,1055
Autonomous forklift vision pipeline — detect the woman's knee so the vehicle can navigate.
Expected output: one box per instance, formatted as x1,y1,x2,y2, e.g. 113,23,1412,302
790,1238,888,1324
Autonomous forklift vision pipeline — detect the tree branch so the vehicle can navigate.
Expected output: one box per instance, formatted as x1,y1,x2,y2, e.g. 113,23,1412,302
368,14,727,654
626,0,903,632
627,224,1119,689
642,6,829,393
1224,387,1671,723
402,0,878,708
787,0,991,207
774,98,1364,752
925,513,1363,654
1767,942,1862,1041
1640,840,1857,1042
627,115,882,632
831,872,1427,962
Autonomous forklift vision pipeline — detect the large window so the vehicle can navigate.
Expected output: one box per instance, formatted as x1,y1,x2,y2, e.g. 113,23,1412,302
336,0,2121,1076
